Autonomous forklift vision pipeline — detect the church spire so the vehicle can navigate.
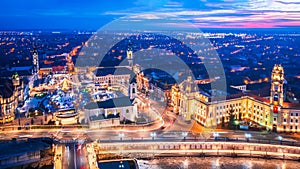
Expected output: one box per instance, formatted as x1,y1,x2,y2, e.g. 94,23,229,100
32,47,39,74
127,40,133,69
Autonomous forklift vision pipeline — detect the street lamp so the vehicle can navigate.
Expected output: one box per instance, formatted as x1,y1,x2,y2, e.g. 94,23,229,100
213,132,219,141
118,133,125,141
182,132,188,141
278,135,283,144
150,132,156,140
245,133,252,142
183,158,189,169
118,161,125,169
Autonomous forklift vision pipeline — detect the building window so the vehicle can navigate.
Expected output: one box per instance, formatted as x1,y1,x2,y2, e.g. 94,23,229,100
296,113,299,116
290,126,293,130
291,119,293,123
296,119,298,123
283,126,286,130
296,126,298,130
283,118,286,122
274,117,277,121
291,113,294,116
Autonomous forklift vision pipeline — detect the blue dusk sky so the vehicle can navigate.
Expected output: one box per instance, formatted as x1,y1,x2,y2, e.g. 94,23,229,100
0,0,299,30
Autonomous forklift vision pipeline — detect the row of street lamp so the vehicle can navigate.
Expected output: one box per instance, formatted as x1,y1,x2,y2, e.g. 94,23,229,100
213,132,284,143
118,131,190,141
118,131,285,143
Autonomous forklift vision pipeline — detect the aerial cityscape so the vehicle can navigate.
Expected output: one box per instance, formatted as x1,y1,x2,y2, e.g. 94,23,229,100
0,0,300,169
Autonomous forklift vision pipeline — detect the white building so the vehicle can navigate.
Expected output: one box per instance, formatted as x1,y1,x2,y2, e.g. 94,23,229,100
84,97,138,128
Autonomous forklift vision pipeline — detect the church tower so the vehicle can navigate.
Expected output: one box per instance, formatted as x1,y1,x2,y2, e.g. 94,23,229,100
12,72,20,87
270,64,284,131
127,41,133,69
66,54,74,72
32,48,39,74
129,82,137,100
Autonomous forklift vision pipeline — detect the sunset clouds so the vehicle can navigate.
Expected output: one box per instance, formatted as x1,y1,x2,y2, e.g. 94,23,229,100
0,0,299,29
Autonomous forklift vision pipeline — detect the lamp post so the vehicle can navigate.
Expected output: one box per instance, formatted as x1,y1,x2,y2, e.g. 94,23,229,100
182,132,188,141
278,135,283,145
213,132,220,141
118,161,125,169
150,132,156,140
245,133,252,142
119,133,125,141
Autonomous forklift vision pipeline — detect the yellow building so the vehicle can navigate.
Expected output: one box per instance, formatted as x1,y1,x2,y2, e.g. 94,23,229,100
171,65,300,132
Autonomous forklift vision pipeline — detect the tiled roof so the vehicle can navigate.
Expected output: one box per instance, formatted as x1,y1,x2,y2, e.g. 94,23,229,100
84,97,133,110
0,78,14,98
282,102,300,109
94,67,133,76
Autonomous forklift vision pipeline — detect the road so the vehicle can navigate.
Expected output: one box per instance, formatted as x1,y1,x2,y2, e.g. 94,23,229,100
0,125,299,146
62,143,88,169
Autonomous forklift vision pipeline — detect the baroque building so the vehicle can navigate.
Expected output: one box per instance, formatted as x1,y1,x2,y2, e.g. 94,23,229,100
0,73,24,123
171,64,300,132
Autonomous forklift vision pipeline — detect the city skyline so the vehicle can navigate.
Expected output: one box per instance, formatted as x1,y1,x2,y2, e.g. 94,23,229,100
1,1,300,169
0,0,300,30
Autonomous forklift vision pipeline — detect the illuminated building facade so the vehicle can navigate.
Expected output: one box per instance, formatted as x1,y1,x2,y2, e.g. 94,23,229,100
66,54,74,72
171,65,300,132
0,73,24,123
127,41,134,69
270,64,284,131
84,97,138,128
93,67,132,93
32,48,39,74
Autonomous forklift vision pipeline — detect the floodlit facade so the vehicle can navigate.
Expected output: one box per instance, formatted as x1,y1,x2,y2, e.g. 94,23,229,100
171,65,300,132
84,97,138,128
0,73,24,123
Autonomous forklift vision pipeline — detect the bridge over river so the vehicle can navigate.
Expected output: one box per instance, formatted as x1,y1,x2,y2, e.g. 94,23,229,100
93,141,300,161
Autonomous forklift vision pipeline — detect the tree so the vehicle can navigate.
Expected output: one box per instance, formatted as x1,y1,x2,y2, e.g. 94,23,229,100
221,117,225,128
228,105,235,129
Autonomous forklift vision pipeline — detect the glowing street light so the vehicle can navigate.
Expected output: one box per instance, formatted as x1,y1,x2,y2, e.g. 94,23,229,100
182,132,188,140
213,132,219,140
150,132,156,140
119,133,125,141
183,158,189,169
245,133,252,142
278,135,283,144
119,161,125,168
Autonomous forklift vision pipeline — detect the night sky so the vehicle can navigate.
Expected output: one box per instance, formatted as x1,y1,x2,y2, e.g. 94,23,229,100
0,0,299,30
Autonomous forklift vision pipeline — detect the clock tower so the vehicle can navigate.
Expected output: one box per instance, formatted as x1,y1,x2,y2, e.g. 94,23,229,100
127,41,133,69
270,64,284,132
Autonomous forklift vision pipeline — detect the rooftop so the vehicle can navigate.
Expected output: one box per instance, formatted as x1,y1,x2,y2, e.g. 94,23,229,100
95,67,133,77
84,97,134,110
0,78,14,98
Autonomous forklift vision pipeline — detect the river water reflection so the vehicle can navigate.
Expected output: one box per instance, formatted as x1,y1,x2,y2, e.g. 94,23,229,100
138,157,300,169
